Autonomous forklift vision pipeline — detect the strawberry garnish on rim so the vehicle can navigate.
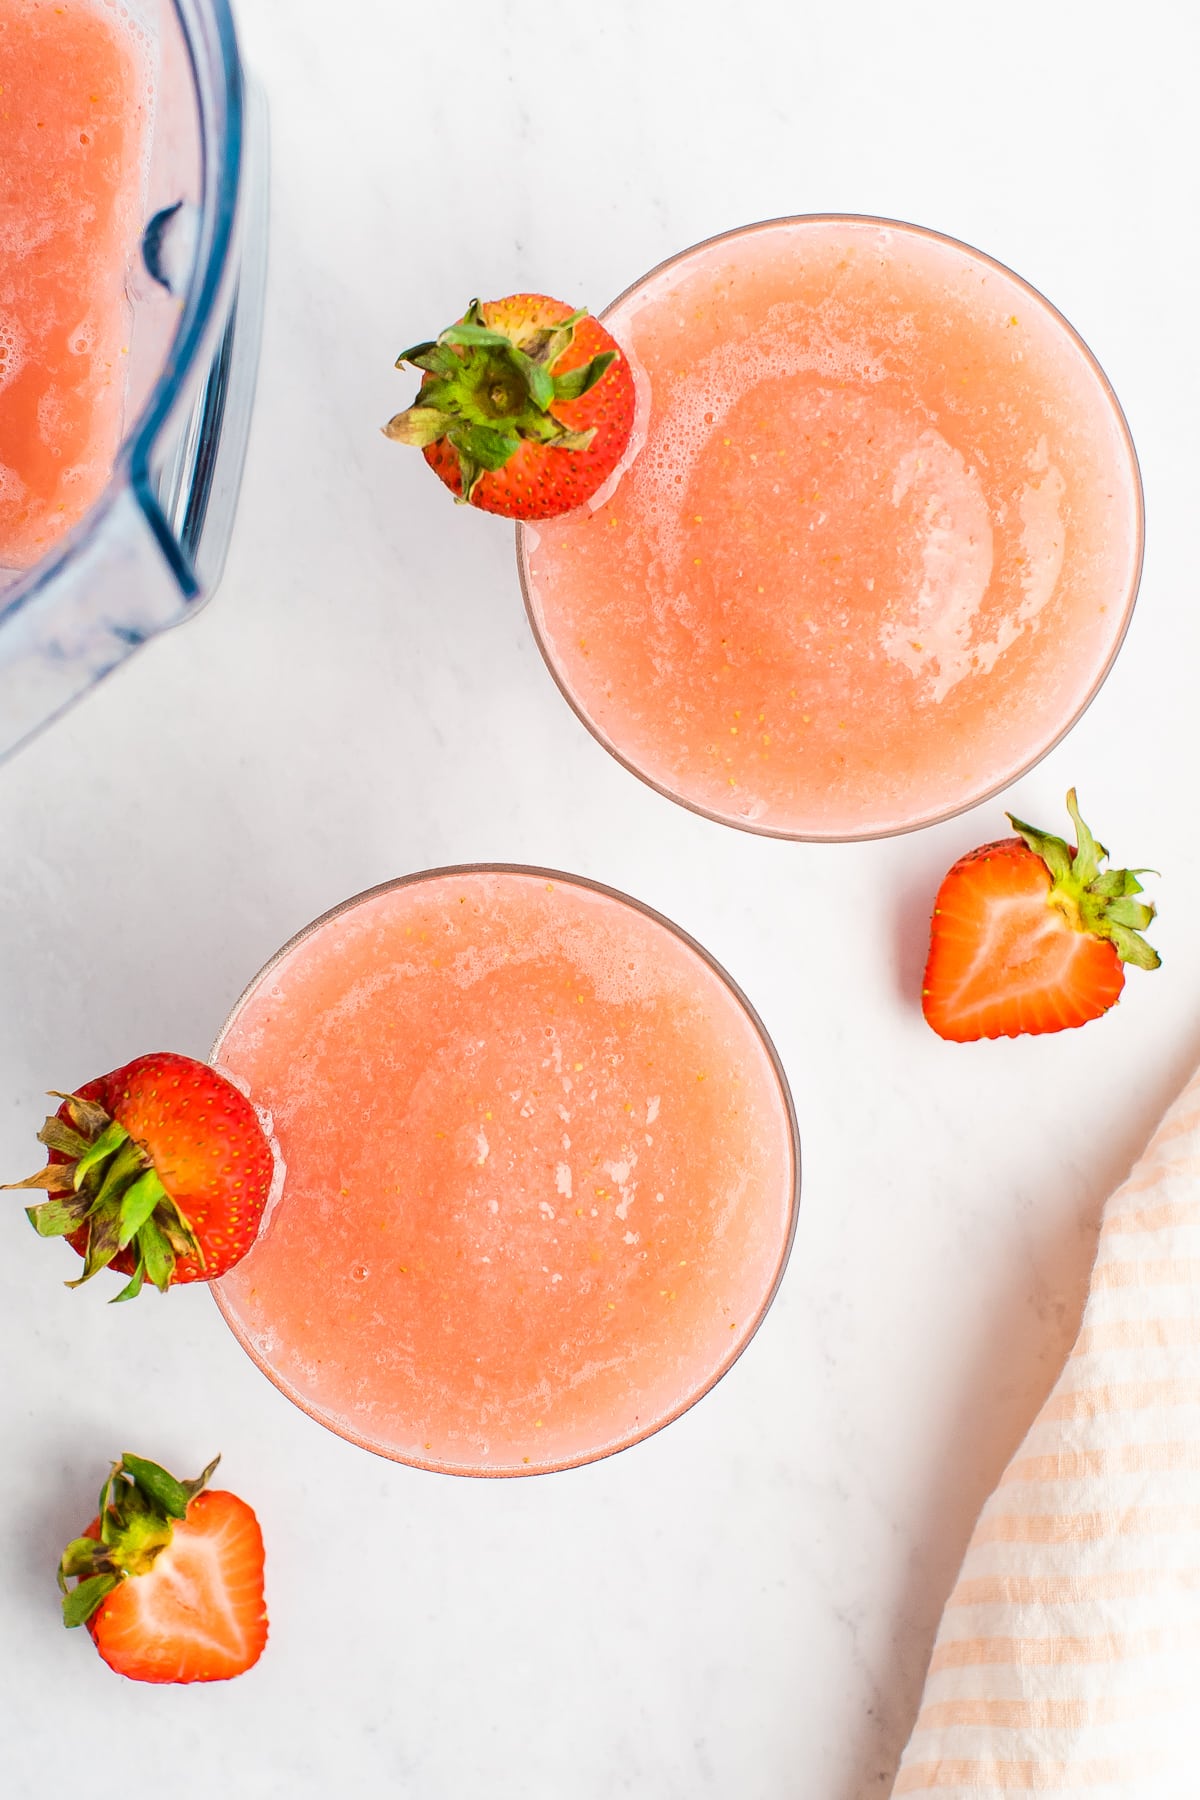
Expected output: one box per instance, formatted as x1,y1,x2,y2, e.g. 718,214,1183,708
384,293,635,519
3,1051,274,1299
922,789,1160,1042
59,1452,267,1684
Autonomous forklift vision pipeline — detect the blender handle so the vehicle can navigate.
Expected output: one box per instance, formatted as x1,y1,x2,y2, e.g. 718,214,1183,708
0,483,196,765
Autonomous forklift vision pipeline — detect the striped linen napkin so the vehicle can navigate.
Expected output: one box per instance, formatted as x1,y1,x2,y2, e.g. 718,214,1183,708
891,1065,1200,1797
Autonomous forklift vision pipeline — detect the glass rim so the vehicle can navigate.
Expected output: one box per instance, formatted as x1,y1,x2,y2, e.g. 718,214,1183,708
515,210,1146,844
209,862,803,1479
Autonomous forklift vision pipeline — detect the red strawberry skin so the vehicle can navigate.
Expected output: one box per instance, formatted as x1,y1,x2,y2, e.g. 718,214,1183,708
922,837,1126,1042
418,295,635,520
84,1490,267,1684
58,1052,274,1283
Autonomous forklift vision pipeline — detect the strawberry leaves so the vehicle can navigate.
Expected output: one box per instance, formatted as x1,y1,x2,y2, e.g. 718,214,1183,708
61,1571,120,1628
121,1452,220,1520
58,1454,221,1627
25,1190,92,1235
386,297,613,503
3,1091,201,1298
116,1171,166,1249
1006,788,1160,972
8,1055,274,1295
37,1114,89,1159
551,350,616,403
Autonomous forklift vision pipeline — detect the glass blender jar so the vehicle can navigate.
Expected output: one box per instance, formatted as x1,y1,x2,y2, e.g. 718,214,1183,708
0,0,268,763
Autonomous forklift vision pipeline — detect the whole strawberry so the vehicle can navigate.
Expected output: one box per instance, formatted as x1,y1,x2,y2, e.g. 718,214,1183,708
4,1051,274,1299
384,293,635,519
923,789,1160,1042
60,1452,267,1683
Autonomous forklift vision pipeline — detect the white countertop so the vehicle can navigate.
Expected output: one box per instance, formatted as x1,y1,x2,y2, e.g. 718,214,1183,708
3,2,1198,1795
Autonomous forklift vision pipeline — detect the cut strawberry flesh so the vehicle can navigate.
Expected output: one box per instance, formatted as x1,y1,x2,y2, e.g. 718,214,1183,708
923,844,1125,1041
90,1492,267,1684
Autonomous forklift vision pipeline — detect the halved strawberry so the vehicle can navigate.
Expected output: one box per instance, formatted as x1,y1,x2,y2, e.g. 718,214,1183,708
4,1051,275,1298
922,789,1160,1042
384,294,635,519
60,1453,267,1684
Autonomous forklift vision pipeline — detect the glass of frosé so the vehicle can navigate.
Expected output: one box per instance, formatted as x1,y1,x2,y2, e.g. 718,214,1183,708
212,868,800,1477
518,216,1143,841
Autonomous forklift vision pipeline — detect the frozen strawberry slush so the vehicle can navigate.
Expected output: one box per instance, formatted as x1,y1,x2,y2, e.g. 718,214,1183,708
214,871,797,1476
0,0,152,569
520,218,1142,838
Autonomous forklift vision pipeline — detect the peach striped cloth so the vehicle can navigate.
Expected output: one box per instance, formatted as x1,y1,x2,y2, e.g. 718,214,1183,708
891,1067,1200,1797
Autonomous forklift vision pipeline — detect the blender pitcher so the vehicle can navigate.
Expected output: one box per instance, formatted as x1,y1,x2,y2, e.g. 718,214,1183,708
0,0,268,763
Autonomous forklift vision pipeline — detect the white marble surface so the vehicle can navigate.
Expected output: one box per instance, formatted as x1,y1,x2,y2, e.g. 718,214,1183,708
2,1,1198,1794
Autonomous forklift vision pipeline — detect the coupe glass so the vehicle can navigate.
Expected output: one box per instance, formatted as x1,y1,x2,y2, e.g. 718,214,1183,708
212,866,801,1476
517,216,1144,841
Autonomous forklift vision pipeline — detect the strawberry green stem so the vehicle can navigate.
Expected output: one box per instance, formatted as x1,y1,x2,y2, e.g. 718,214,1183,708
59,1454,220,1627
384,299,617,503
1006,788,1161,971
3,1093,203,1298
